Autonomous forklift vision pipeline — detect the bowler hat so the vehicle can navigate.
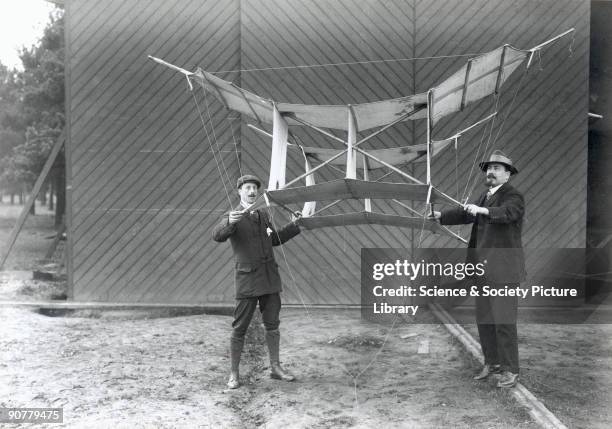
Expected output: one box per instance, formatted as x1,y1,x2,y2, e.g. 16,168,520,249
479,150,518,175
236,174,261,189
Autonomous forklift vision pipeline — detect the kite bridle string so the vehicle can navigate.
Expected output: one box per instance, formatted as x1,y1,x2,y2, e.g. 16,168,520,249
201,89,235,198
264,143,423,402
263,206,359,382
211,52,487,75
461,95,500,203
190,86,233,207
463,61,530,203
227,115,244,178
265,204,415,408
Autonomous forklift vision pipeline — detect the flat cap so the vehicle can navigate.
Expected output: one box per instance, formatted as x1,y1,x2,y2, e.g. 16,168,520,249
236,174,261,189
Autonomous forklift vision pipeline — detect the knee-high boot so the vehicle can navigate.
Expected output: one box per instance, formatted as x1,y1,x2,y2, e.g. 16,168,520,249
227,335,244,389
265,329,295,381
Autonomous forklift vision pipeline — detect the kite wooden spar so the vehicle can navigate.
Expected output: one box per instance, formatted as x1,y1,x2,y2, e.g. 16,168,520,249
148,28,574,242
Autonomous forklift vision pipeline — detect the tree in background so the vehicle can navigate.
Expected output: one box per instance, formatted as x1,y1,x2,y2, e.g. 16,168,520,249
0,7,64,224
0,64,26,201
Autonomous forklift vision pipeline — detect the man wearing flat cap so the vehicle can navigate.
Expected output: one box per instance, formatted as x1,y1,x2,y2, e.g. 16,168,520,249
212,174,301,389
432,150,525,388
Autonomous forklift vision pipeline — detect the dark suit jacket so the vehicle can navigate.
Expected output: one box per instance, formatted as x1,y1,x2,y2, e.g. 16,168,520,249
212,206,300,299
440,182,525,283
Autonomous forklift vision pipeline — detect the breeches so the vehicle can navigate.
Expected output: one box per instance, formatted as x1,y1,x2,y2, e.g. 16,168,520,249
231,292,281,339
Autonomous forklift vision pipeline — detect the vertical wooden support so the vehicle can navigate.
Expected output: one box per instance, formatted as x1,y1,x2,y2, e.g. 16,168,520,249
495,45,508,94
0,131,65,269
426,90,433,185
346,106,357,179
426,90,435,216
363,156,371,212
460,59,473,111
268,104,288,190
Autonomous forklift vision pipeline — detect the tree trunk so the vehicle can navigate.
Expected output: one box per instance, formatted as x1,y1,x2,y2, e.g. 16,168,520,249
49,178,55,211
11,193,15,204
40,182,47,205
26,183,35,215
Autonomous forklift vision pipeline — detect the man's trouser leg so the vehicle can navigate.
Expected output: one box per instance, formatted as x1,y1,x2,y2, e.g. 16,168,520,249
476,294,499,366
260,293,295,381
227,298,257,388
491,293,519,374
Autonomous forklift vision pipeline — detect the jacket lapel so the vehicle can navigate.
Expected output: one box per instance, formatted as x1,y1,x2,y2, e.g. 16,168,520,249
478,191,488,206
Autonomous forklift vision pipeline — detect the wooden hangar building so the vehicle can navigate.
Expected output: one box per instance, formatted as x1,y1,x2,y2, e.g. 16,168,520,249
63,0,589,305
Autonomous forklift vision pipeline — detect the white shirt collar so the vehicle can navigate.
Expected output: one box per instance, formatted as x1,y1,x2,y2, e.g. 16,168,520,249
488,184,503,195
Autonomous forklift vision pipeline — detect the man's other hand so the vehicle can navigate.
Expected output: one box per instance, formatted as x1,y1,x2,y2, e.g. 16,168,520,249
429,210,441,221
291,211,302,223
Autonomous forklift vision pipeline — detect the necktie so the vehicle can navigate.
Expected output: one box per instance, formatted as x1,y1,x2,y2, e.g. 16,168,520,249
485,190,493,201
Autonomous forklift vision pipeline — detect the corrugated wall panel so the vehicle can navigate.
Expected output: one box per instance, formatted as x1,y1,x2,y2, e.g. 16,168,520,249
68,0,588,304
68,0,242,302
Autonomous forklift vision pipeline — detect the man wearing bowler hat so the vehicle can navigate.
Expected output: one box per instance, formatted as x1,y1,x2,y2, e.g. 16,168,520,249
431,150,525,388
212,174,301,389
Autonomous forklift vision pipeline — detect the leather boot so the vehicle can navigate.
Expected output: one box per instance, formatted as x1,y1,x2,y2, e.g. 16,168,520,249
265,329,295,381
473,363,502,380
227,336,244,389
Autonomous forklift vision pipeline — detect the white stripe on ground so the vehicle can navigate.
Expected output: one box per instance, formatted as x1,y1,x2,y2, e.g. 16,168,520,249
429,302,568,429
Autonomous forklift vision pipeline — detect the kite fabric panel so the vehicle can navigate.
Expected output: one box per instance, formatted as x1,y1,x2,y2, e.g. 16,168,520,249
268,105,289,190
265,179,459,206
276,95,427,131
190,70,428,131
192,69,275,124
288,139,454,169
430,46,528,126
190,46,529,132
182,35,568,134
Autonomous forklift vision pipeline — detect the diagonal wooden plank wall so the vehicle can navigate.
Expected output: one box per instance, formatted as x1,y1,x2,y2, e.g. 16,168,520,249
68,0,243,302
67,0,588,304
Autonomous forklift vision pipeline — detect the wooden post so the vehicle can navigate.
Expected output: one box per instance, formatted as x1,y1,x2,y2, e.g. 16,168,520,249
426,90,433,185
460,59,473,111
0,131,65,269
427,90,435,216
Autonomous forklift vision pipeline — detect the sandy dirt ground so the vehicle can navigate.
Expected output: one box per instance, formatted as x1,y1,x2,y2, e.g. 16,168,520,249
1,272,611,428
0,273,540,428
463,322,612,429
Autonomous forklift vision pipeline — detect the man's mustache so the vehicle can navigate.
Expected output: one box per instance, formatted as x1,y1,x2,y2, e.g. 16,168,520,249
486,174,496,179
